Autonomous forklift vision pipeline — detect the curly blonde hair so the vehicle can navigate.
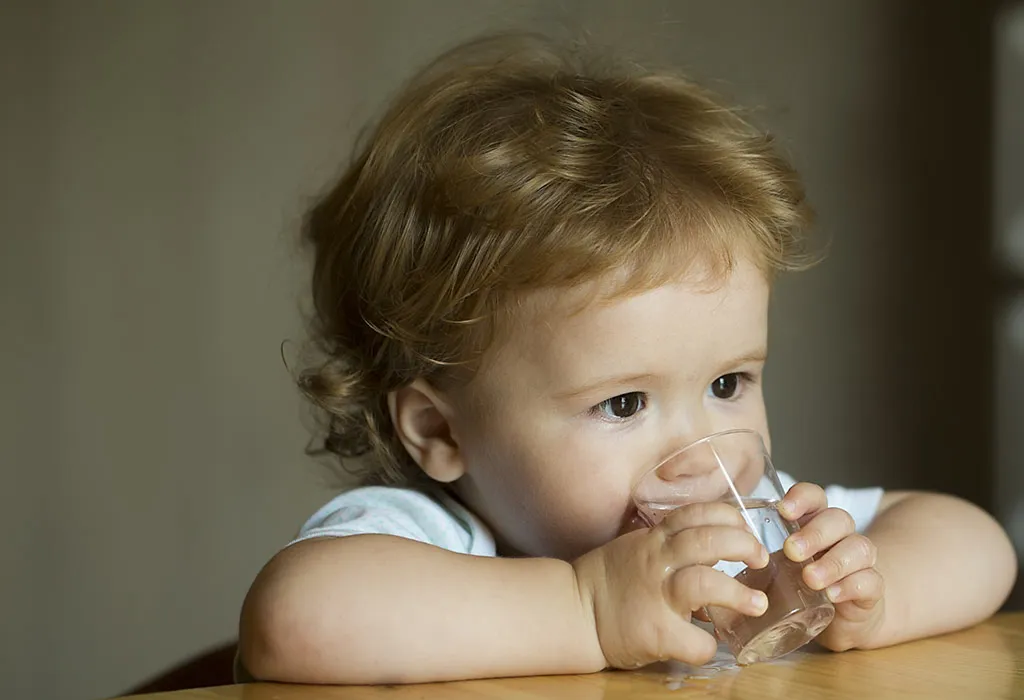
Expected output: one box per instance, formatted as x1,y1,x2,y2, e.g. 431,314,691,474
298,32,814,486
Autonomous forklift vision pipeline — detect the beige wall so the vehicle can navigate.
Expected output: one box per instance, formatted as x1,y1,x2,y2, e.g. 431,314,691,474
1,2,995,699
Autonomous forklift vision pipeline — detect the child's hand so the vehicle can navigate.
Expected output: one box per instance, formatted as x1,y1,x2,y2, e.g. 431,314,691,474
779,482,886,651
572,502,770,669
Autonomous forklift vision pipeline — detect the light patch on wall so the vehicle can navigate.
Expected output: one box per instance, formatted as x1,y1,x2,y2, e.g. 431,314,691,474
1008,294,1024,351
999,213,1024,275
1004,4,1024,56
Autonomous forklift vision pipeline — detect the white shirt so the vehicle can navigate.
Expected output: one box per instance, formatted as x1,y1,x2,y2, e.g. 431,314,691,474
287,471,884,556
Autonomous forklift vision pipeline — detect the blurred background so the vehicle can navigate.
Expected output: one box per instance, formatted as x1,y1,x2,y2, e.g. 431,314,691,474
2,1,1022,698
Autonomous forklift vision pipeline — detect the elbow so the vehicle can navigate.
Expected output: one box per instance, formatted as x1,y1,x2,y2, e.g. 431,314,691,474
956,495,1018,615
886,492,1019,619
989,515,1018,612
237,613,277,682
238,566,298,682
237,551,335,683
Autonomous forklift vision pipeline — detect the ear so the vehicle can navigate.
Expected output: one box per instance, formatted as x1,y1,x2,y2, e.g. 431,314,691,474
388,378,465,483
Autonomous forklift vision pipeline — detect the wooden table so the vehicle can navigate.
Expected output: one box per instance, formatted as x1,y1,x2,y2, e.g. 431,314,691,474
120,612,1024,699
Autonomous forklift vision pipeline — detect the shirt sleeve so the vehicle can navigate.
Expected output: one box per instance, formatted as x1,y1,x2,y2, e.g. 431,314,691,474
776,471,884,533
288,485,496,556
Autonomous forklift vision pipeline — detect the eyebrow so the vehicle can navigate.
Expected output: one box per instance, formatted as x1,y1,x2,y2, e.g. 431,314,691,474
552,373,658,401
710,350,769,379
720,350,768,369
552,350,768,402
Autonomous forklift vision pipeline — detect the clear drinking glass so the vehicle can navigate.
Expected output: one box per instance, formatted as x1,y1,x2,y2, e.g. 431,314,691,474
631,428,834,665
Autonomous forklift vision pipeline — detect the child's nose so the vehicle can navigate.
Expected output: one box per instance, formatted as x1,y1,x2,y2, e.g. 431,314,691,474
654,444,720,482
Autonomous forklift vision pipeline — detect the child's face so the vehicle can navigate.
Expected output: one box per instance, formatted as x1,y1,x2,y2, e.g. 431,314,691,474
445,257,771,561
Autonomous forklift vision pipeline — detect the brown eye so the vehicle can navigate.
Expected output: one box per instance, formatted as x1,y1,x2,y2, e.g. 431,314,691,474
710,374,740,400
596,392,647,420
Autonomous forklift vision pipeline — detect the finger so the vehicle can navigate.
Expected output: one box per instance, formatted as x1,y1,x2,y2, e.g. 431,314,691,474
785,507,857,563
658,501,749,536
833,599,879,624
667,565,770,619
667,525,769,571
778,482,828,522
802,534,877,591
830,569,885,624
655,618,721,667
825,567,885,607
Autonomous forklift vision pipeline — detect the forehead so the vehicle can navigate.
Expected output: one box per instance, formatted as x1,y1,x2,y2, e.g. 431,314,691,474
474,257,770,389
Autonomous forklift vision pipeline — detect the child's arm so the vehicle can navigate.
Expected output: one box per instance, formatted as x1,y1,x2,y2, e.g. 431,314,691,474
780,485,1017,651
863,491,1017,647
239,503,770,684
239,534,604,684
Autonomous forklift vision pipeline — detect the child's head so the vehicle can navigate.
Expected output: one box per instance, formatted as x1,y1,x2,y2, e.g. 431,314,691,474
300,33,812,559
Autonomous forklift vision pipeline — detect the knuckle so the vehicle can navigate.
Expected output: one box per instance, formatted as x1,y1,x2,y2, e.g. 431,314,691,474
865,539,878,567
721,502,747,525
692,565,715,595
790,481,811,495
696,528,716,555
794,481,825,502
671,567,697,605
689,501,712,516
671,564,696,592
805,482,826,497
874,571,886,598
704,501,737,524
686,565,717,603
850,535,875,565
834,508,856,533
824,553,846,580
681,528,714,561
851,575,866,597
801,523,823,549
695,501,718,516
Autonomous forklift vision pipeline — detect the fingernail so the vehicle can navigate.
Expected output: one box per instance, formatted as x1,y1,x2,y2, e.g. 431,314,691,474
805,564,824,587
826,585,842,602
780,500,796,517
789,537,806,558
751,592,768,613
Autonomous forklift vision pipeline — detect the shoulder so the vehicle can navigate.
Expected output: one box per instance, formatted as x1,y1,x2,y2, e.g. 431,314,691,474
290,485,496,557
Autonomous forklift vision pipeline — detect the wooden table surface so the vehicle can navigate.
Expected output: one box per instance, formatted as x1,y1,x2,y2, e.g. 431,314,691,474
120,612,1024,699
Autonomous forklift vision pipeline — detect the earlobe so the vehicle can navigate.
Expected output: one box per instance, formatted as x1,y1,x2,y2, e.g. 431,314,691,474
388,379,465,483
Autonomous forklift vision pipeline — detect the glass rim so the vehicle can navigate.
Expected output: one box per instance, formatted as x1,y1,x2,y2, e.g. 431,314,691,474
629,427,768,502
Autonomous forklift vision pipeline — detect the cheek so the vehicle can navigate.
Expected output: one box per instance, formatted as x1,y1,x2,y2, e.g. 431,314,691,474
459,424,631,559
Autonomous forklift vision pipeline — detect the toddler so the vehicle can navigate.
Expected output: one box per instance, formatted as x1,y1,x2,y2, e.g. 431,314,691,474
239,33,1016,684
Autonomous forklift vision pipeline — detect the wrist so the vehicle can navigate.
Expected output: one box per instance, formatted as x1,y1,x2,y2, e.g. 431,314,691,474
854,550,904,649
851,599,891,650
569,552,609,672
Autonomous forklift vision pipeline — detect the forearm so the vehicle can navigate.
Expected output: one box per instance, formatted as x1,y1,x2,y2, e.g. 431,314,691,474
239,535,605,684
864,492,1017,648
